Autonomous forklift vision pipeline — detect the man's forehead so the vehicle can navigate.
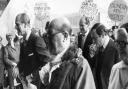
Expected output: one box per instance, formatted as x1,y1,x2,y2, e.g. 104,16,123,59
49,18,70,34
48,27,62,35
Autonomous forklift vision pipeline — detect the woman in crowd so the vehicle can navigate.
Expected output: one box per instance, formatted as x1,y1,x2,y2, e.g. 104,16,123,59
108,27,128,89
0,36,5,89
4,32,20,89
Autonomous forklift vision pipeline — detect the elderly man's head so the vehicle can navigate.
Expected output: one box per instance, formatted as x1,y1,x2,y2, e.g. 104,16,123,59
47,17,72,55
116,28,128,63
79,16,90,34
15,13,30,36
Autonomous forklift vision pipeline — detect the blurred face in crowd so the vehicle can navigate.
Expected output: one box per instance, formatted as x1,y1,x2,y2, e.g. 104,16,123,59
79,17,90,34
48,18,71,55
91,29,104,47
116,28,128,64
6,35,15,44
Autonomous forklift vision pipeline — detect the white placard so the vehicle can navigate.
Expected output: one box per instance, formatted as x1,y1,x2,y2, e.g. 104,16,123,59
79,0,98,20
108,0,128,22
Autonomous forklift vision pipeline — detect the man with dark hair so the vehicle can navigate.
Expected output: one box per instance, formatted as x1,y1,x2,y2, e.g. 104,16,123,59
90,23,120,89
15,13,51,88
77,16,93,69
39,17,96,89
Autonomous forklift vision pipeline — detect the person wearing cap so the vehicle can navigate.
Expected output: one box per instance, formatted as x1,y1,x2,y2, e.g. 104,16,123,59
4,32,20,89
0,36,4,89
90,23,120,89
15,13,51,89
39,17,96,89
108,28,128,89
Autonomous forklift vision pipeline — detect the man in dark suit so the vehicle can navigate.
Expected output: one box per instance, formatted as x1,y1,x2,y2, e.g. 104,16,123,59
90,23,120,89
78,16,93,69
15,13,51,88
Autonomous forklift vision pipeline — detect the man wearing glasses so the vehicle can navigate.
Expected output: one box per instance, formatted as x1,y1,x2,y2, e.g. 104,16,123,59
108,28,128,89
39,17,96,89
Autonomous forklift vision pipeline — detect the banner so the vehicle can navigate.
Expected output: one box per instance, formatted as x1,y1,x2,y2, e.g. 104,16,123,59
34,0,51,31
79,0,98,21
108,0,128,22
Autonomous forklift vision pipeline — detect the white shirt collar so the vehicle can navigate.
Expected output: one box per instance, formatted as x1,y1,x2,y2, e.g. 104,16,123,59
85,30,89,36
103,35,110,49
26,30,31,41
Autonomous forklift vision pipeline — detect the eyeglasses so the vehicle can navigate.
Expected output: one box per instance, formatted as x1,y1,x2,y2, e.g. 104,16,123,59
115,40,128,48
47,31,67,39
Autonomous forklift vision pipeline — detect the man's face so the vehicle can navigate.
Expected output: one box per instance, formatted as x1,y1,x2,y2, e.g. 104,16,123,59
91,30,104,47
15,22,26,36
79,20,89,34
48,28,70,55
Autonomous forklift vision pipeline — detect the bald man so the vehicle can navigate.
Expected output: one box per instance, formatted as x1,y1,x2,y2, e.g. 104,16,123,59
39,17,96,89
78,16,94,69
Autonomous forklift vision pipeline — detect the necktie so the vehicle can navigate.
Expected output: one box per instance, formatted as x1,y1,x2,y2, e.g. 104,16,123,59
43,72,49,85
100,46,104,52
23,40,27,46
81,35,86,49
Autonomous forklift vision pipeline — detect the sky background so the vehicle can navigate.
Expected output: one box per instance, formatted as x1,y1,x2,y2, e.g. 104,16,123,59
0,0,128,45
46,0,128,28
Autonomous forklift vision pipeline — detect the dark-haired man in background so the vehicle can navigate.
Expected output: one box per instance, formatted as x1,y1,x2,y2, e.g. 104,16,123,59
90,23,120,89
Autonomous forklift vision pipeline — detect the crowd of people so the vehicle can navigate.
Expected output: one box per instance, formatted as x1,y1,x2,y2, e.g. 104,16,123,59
0,12,128,89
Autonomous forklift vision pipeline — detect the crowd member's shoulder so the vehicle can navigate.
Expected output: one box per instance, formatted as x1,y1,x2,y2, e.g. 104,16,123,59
112,61,128,71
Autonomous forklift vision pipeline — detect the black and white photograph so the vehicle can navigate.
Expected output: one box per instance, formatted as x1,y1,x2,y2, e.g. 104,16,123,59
0,0,128,89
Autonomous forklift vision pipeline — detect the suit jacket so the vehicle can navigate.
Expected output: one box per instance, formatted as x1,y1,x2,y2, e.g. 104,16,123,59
94,38,120,89
46,52,96,89
78,32,94,69
18,32,50,76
